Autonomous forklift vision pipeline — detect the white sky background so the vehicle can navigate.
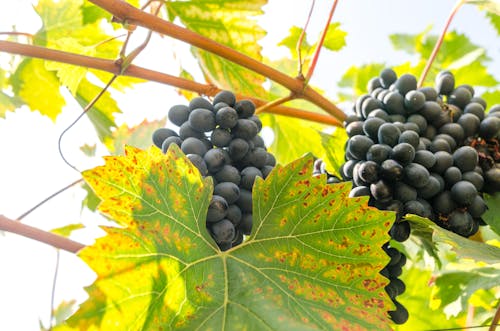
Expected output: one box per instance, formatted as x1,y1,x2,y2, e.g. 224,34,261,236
0,0,499,330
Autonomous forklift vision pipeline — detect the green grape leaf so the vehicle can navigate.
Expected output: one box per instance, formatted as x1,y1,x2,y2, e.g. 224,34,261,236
81,182,101,213
407,215,500,264
337,63,385,101
483,194,500,235
482,90,500,110
74,78,121,145
166,1,267,97
59,145,395,330
394,268,465,330
111,118,166,155
319,128,348,178
486,12,500,34
431,267,500,313
323,23,347,52
9,58,66,120
260,113,329,166
0,90,23,117
278,26,313,59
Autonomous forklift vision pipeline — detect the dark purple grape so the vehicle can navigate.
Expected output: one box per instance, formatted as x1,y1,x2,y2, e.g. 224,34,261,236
403,163,430,188
451,181,478,206
210,219,235,245
452,146,478,173
234,100,256,118
216,106,238,129
207,195,228,223
168,104,190,126
214,182,240,204
213,90,236,107
378,123,401,147
392,143,416,165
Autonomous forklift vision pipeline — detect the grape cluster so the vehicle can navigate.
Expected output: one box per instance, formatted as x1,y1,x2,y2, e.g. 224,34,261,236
152,91,276,251
342,68,500,240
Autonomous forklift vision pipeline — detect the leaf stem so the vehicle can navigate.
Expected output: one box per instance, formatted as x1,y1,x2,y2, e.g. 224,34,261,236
0,215,85,253
417,0,466,87
48,249,60,331
296,0,316,77
88,0,346,121
0,40,342,126
305,0,339,82
16,178,84,221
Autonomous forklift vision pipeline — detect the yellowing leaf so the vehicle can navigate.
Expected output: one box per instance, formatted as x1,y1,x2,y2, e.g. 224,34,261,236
10,58,66,120
60,145,395,330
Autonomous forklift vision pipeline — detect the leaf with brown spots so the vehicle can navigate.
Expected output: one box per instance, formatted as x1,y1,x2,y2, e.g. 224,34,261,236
57,146,394,330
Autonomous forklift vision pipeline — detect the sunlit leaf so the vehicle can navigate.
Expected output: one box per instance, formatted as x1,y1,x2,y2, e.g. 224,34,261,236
278,26,312,59
337,63,385,101
483,194,500,235
9,58,66,120
407,215,500,264
80,144,97,157
431,267,500,314
59,145,395,330
111,118,166,155
261,113,329,166
485,12,500,34
74,78,121,145
166,1,267,97
394,268,465,330
467,0,500,15
319,128,348,178
323,23,347,52
482,90,500,110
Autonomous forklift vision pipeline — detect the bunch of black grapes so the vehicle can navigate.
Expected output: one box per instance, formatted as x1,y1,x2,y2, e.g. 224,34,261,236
313,159,408,324
152,91,276,251
337,68,500,324
342,69,500,239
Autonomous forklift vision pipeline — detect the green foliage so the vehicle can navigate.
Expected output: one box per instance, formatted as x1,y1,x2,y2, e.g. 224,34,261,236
483,194,500,235
486,12,500,34
165,0,268,97
337,63,385,101
60,145,396,330
394,268,465,330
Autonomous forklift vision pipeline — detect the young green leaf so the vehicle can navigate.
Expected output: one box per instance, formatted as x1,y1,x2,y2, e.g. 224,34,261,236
59,145,395,330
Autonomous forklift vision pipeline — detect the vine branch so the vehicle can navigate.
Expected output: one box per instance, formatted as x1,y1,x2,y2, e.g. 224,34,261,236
0,215,85,254
88,0,346,121
417,0,466,87
490,300,500,331
0,40,342,126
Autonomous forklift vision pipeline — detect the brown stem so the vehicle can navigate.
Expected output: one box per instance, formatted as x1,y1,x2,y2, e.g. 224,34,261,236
88,0,346,121
17,178,84,221
417,0,466,87
0,31,34,40
490,300,500,331
305,0,339,82
0,215,85,253
254,104,343,127
0,40,342,126
255,94,295,115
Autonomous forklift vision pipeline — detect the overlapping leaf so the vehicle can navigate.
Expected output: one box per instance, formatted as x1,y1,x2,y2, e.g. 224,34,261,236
60,145,395,330
165,1,268,97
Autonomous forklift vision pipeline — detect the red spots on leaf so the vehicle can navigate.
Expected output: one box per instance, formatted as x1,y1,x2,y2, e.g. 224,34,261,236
279,218,287,227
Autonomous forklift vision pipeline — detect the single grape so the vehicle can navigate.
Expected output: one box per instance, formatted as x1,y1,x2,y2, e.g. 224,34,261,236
389,299,409,324
404,90,425,112
444,167,462,187
398,130,420,149
240,166,263,190
448,86,472,110
236,189,253,213
389,221,411,242
419,101,442,121
168,104,190,126
181,137,207,156
403,163,430,188
207,195,228,223
464,102,485,120
379,159,404,182
216,106,239,129
239,213,253,235
229,138,250,161
189,96,214,111
214,182,240,205
447,210,475,237
413,150,436,169
349,186,371,197
392,143,416,165
179,122,205,140
380,68,397,88
435,71,455,95
479,116,500,140
234,100,256,118
451,181,478,206
213,90,236,107
152,128,178,149
358,161,379,184
186,154,208,176
378,123,401,147
211,128,232,147
370,179,393,201
394,74,417,96
383,91,406,115
226,204,242,226
366,144,392,164
452,146,478,173
347,135,374,160
203,148,227,173
210,219,235,245
431,151,453,174
418,87,438,101
232,119,259,140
